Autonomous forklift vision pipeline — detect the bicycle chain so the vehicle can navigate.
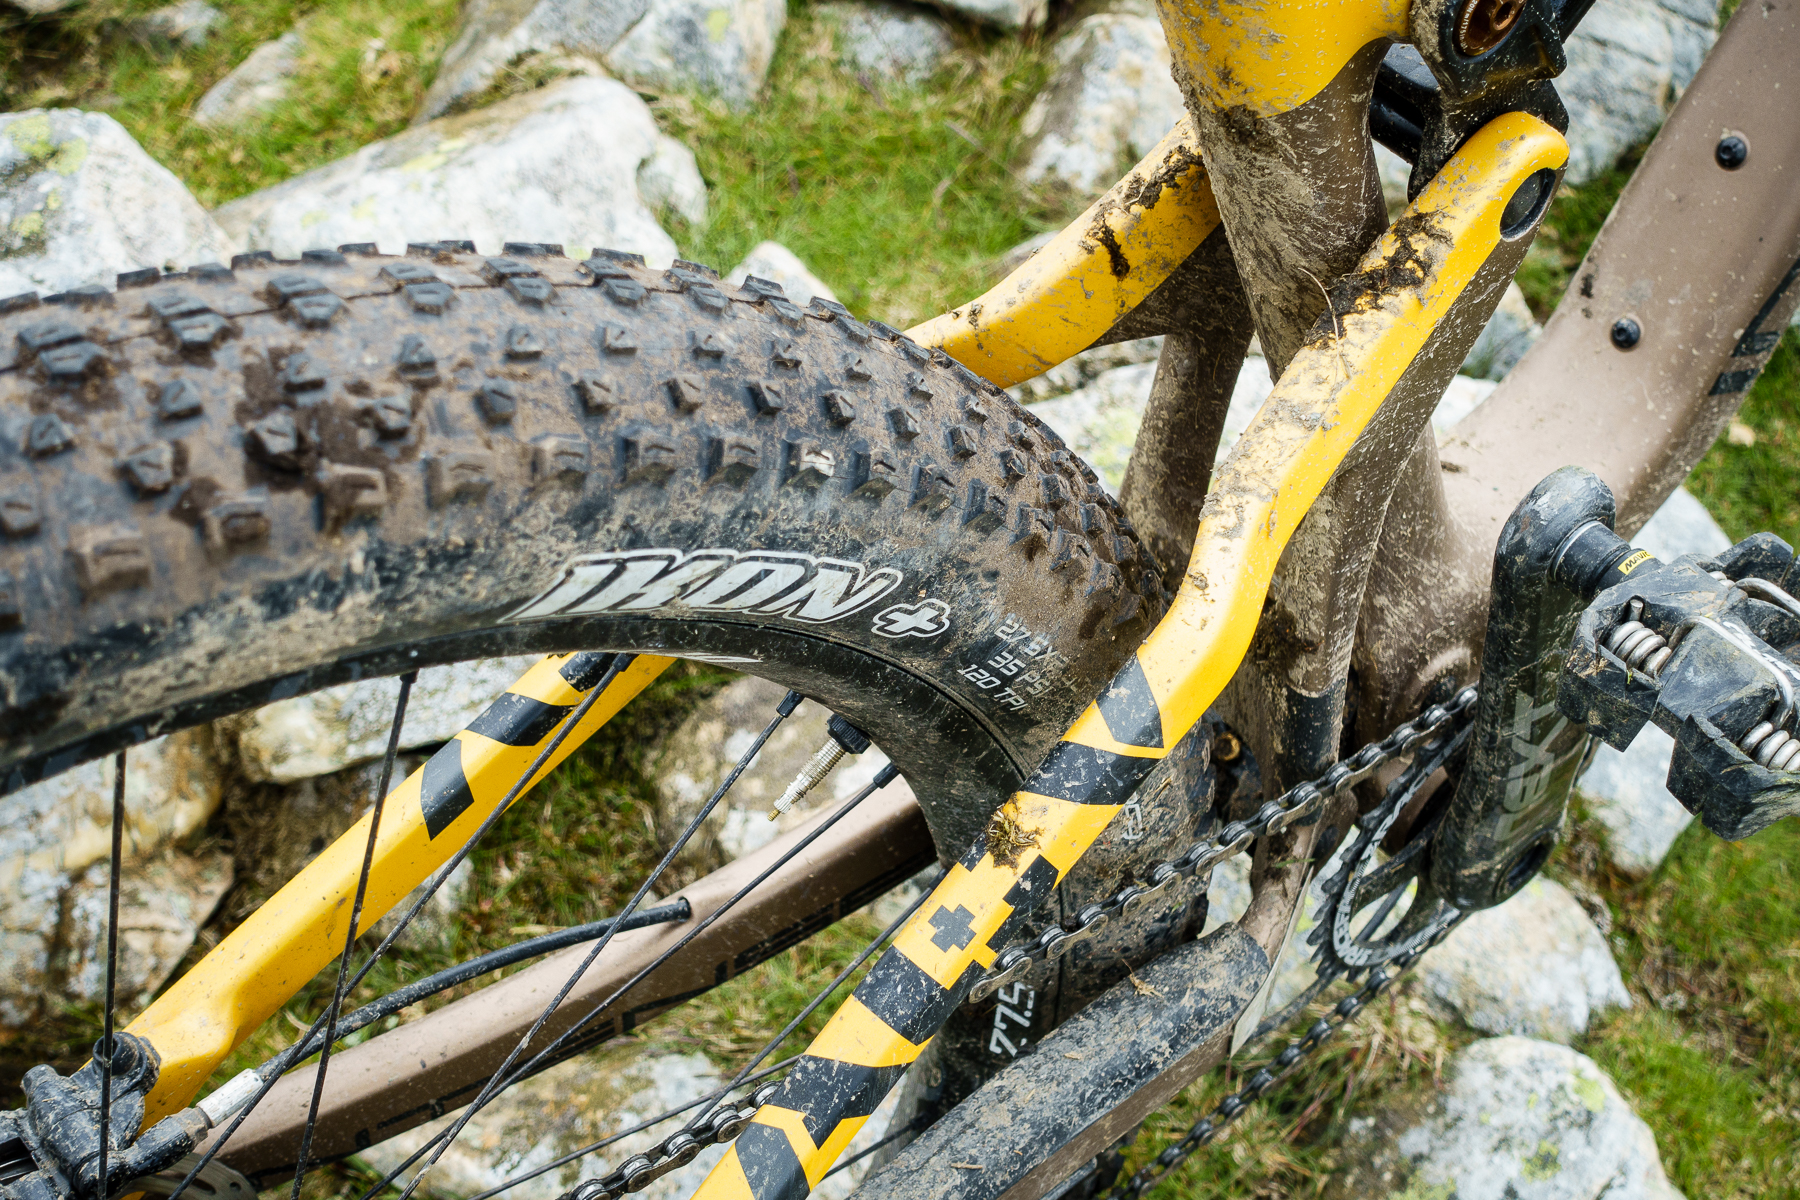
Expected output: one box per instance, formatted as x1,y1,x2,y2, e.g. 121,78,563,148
1097,915,1465,1200
1095,692,1480,1200
560,686,1481,1200
969,685,1481,1004
564,1082,784,1200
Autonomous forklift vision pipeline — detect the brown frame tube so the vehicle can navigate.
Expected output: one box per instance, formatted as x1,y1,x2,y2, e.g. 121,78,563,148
1356,0,1800,744
207,788,933,1185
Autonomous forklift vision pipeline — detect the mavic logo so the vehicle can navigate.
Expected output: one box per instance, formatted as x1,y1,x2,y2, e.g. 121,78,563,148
505,548,904,625
871,599,952,639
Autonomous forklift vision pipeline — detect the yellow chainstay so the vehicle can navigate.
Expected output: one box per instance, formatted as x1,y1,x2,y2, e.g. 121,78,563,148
130,654,675,1120
695,113,1569,1200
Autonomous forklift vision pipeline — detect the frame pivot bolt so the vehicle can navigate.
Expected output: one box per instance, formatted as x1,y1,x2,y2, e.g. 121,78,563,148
1457,0,1526,55
1610,316,1642,350
1715,134,1748,170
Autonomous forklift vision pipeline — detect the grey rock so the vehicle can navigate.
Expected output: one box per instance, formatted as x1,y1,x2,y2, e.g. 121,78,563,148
0,731,223,892
1560,0,1721,185
651,674,915,880
1199,850,1250,937
1581,726,1693,879
1005,334,1163,406
0,108,235,297
1461,281,1543,380
127,0,223,49
1575,486,1729,876
214,76,702,265
1199,837,1362,1023
7,0,81,14
419,0,652,120
936,0,1046,31
637,134,709,225
725,240,838,306
1024,361,1158,492
0,731,228,1026
356,1047,731,1200
1431,372,1500,432
604,0,787,107
1624,483,1732,564
1019,347,1496,493
421,0,785,119
193,29,305,127
1419,876,1630,1042
1372,141,1412,219
1019,10,1184,196
1331,1037,1684,1200
222,656,543,783
829,0,953,84
3,846,230,1029
55,849,234,1013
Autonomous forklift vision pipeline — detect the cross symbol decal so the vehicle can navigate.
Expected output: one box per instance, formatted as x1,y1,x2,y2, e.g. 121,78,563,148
871,600,951,639
927,904,978,952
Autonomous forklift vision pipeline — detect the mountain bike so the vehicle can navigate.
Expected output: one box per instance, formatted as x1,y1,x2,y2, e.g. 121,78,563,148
1,0,1797,1196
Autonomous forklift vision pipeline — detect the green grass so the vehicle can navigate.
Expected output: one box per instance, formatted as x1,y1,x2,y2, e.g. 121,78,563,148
1514,145,1643,321
1577,817,1800,1196
658,2,1061,325
1,0,458,208
1689,333,1800,548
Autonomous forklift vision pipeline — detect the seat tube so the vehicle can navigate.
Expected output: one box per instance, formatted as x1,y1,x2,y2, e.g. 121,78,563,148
1153,0,1407,797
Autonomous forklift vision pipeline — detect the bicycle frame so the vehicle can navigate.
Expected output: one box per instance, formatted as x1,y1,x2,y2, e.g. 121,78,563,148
109,0,1800,1190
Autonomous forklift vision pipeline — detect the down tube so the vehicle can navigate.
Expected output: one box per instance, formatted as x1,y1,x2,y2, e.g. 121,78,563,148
130,652,675,1120
689,112,1569,1200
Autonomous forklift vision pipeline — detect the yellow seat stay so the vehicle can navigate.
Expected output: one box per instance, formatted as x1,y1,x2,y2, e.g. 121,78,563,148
692,112,1571,1200
128,653,675,1120
906,117,1221,389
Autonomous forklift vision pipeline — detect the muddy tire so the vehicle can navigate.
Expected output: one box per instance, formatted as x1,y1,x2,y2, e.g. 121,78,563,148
0,244,1165,857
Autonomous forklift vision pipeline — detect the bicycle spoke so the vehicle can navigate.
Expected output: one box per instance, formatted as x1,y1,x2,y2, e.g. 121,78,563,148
441,849,931,1200
485,763,901,1110
96,749,126,1200
284,901,692,1059
357,760,900,1200
690,868,940,1132
461,1058,800,1200
170,655,636,1200
817,1117,930,1183
290,670,416,1200
389,689,810,1200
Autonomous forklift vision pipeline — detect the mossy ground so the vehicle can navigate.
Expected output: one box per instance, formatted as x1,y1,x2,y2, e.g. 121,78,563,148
3,0,1797,1196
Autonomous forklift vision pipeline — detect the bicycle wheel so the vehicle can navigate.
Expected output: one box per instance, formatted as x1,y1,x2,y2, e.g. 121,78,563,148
0,245,1168,1192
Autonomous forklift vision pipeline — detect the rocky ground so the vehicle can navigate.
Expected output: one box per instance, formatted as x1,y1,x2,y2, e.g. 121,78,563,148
2,0,1797,1196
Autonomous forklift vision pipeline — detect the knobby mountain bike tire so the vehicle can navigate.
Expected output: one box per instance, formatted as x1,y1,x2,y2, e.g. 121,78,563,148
0,245,1164,832
0,243,1168,1187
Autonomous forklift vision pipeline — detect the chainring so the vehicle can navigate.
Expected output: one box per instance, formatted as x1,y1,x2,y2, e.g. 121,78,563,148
1306,724,1469,978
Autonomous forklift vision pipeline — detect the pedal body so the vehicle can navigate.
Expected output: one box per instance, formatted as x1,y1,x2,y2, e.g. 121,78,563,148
1435,466,1800,916
1559,528,1800,840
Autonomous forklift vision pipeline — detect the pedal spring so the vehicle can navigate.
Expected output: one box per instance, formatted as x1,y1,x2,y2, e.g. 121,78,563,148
1605,619,1672,676
1740,720,1800,771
